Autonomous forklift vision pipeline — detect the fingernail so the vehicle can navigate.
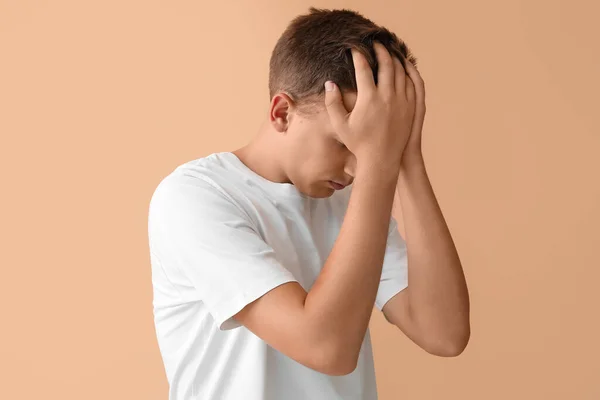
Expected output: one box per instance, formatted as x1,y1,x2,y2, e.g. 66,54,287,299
325,81,334,92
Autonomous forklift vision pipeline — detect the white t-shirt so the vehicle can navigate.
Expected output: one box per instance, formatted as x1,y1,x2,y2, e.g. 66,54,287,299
147,151,408,400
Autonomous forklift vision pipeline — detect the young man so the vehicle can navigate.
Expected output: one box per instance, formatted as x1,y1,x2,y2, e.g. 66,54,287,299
148,7,470,400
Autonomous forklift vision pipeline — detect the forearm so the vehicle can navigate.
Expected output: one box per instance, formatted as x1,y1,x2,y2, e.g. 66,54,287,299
398,155,470,351
305,161,400,368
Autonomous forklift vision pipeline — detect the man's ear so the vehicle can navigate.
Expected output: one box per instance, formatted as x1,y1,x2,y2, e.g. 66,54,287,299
269,93,295,133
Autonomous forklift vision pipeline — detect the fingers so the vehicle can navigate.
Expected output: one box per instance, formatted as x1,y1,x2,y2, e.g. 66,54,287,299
324,80,348,131
405,75,416,105
393,56,407,96
351,48,376,97
373,42,394,98
403,58,425,103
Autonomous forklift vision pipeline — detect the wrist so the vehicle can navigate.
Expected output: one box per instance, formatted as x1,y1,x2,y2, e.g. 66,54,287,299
355,159,401,187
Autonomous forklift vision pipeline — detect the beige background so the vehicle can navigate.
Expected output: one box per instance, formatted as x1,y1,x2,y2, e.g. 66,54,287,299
1,0,599,399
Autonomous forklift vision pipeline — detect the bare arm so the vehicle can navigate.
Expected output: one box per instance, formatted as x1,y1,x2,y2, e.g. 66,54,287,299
383,157,470,356
304,161,401,370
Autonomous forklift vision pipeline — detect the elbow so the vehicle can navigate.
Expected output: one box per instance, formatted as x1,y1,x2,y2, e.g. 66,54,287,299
324,355,358,376
331,350,359,376
311,341,359,376
318,360,358,376
425,330,471,357
427,340,468,357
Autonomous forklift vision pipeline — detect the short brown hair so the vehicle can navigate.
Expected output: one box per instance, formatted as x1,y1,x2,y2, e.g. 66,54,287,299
268,7,418,113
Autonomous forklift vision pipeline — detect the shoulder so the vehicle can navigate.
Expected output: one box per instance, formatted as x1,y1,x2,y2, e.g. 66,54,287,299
149,153,245,218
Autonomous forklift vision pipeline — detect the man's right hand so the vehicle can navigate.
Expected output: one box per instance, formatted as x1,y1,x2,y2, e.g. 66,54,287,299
324,42,416,176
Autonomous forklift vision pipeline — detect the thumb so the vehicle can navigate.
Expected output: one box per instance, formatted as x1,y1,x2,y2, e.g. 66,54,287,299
324,81,347,129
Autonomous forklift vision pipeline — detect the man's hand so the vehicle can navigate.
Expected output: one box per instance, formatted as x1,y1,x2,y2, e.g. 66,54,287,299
324,42,416,175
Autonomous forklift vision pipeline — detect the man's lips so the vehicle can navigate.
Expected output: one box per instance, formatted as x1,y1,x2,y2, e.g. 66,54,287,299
329,181,346,190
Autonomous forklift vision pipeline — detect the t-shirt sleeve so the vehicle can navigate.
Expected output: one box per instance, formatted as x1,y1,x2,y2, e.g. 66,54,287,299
148,173,299,331
374,215,409,310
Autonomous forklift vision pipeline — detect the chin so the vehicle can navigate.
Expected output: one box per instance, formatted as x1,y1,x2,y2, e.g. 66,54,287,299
318,191,336,199
316,185,337,199
298,186,332,199
298,181,339,199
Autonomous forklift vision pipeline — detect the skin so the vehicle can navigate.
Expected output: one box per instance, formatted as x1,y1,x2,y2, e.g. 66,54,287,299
232,89,361,197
